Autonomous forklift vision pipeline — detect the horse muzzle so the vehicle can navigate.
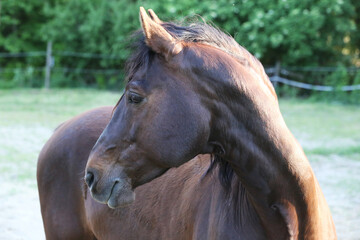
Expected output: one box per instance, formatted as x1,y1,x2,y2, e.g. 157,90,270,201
85,168,135,208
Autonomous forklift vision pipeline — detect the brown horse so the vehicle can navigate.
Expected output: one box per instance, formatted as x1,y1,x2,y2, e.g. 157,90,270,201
38,8,336,239
37,106,214,239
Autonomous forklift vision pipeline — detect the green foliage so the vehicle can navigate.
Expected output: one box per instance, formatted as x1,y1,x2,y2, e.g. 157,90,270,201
38,0,139,87
0,0,359,97
323,65,350,101
349,71,360,103
276,84,299,98
0,0,48,52
0,0,50,88
0,66,43,88
139,0,356,66
326,65,350,88
42,0,138,56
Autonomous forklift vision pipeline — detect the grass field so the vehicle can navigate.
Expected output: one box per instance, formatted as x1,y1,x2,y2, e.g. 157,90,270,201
0,89,359,239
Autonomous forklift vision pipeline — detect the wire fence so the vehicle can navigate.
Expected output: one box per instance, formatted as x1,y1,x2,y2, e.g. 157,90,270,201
0,41,127,88
1,46,360,91
265,66,360,92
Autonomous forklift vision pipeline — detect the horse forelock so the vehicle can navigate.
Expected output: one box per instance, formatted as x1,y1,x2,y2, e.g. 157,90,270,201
125,19,276,99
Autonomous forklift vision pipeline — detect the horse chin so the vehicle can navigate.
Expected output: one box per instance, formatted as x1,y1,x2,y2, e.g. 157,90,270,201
106,180,135,209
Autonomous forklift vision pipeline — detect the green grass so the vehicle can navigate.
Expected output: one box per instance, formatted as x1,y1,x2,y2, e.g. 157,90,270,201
279,98,360,156
0,89,120,189
0,89,120,127
305,146,360,156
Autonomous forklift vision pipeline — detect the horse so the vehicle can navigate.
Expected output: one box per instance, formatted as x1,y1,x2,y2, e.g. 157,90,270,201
38,8,336,239
37,106,213,239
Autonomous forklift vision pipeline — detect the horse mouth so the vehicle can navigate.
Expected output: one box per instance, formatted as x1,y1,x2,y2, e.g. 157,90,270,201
106,179,135,209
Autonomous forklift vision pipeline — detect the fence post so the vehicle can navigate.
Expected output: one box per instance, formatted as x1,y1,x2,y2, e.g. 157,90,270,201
44,41,52,89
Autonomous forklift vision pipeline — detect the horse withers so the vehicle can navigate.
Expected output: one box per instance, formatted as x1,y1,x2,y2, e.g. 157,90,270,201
38,8,336,239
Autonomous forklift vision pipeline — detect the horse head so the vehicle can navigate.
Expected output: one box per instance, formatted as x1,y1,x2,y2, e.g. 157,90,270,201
85,7,280,208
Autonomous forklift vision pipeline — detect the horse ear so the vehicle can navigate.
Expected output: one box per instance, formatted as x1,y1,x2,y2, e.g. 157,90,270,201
148,9,162,24
139,7,182,59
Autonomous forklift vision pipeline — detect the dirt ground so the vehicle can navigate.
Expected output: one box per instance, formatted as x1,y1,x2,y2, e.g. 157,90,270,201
311,154,360,239
0,183,44,240
1,153,359,240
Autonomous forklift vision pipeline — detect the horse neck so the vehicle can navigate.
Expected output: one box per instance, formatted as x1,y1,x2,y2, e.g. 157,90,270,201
210,93,330,239
179,45,334,238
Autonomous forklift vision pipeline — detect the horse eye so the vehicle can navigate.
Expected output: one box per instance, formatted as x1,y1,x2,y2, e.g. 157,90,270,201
128,92,143,104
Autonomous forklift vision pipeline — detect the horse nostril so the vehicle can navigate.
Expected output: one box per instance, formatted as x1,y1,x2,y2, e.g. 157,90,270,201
85,171,95,189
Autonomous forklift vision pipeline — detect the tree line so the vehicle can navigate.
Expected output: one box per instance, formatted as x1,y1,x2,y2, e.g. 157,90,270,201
0,0,359,91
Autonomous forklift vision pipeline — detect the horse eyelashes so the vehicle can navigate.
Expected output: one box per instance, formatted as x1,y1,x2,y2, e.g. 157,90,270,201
128,92,144,104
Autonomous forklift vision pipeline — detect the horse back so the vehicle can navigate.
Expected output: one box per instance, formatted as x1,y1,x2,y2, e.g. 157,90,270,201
37,106,113,239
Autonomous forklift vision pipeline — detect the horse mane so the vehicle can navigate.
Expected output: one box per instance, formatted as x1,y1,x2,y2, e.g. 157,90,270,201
125,19,275,98
124,19,275,190
207,154,234,190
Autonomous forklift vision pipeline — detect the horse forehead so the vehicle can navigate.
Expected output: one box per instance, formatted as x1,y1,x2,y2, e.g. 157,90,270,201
144,56,186,84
